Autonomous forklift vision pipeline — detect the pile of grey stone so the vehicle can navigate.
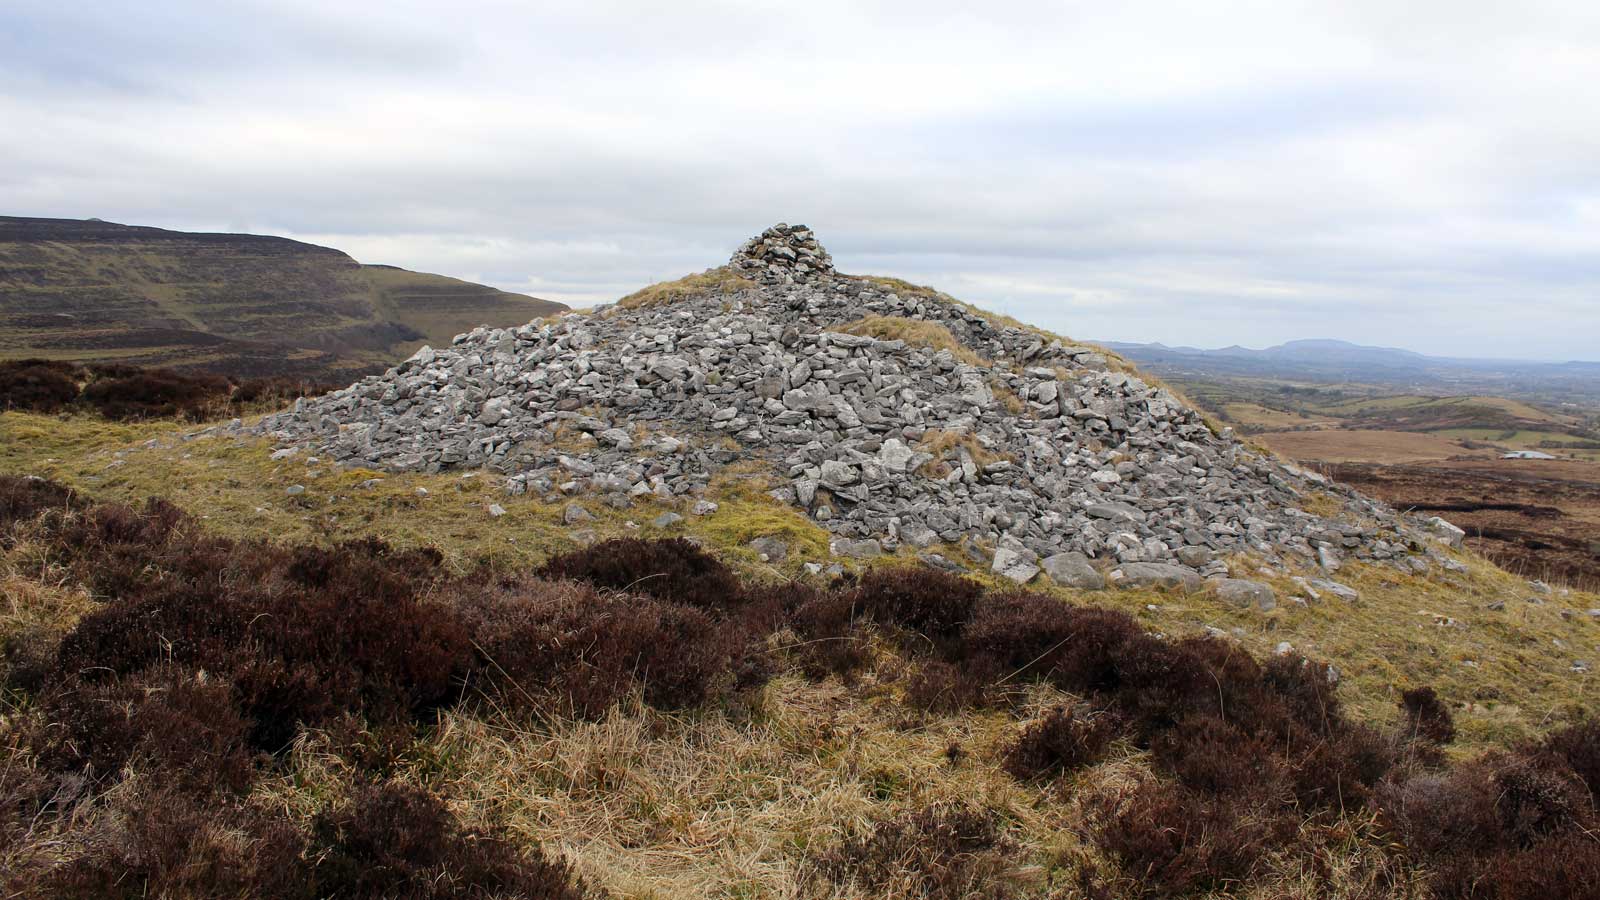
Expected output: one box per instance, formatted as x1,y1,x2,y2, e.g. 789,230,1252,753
730,223,834,284
258,225,1453,587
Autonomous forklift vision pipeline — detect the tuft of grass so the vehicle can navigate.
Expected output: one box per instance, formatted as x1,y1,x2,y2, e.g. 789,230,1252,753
914,429,1008,478
836,315,987,366
617,267,754,310
695,468,833,567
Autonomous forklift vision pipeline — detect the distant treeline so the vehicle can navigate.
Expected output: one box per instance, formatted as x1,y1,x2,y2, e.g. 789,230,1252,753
0,359,335,421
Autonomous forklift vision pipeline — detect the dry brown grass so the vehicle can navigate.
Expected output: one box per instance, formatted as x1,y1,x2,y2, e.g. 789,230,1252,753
837,316,987,367
437,677,1091,899
914,429,1009,478
617,267,755,310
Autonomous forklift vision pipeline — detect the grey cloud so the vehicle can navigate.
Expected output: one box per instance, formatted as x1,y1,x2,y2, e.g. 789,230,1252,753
2,0,1598,360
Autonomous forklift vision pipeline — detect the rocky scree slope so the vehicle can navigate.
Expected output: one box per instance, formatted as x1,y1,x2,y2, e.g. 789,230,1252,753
259,225,1454,584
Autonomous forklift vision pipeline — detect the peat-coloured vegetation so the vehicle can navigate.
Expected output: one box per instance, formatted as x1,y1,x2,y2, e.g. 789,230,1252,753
2,475,1597,898
0,358,333,420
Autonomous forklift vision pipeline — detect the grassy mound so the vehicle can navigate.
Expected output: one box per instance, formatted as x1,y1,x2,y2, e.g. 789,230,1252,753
615,267,755,310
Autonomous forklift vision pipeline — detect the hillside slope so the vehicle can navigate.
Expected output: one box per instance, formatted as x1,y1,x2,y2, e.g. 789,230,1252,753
2,225,1597,899
0,216,565,379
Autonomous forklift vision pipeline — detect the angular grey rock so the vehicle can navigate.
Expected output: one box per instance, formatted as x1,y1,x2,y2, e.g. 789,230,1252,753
831,538,883,559
898,523,939,549
1423,516,1466,549
1309,579,1360,602
819,460,859,486
692,500,719,516
992,546,1040,584
1211,578,1277,611
747,536,788,562
1041,552,1105,590
878,438,916,473
1117,562,1203,593
598,428,634,450
653,512,683,528
1087,502,1146,524
917,551,965,572
562,502,594,525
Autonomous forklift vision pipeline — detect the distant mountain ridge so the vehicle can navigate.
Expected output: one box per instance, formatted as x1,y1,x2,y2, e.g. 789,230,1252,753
1103,337,1600,403
0,215,566,379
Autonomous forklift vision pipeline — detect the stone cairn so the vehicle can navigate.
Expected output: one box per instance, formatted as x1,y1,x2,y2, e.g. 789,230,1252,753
258,225,1464,594
731,223,834,284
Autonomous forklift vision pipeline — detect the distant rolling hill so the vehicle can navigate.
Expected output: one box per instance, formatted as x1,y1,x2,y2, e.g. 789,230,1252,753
1104,338,1600,408
0,216,566,380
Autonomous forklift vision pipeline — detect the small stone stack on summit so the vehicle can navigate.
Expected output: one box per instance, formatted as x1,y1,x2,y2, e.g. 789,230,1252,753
260,224,1453,584
730,223,834,284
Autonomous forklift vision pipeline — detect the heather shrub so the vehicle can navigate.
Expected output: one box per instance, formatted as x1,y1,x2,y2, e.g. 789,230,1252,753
54,535,473,750
460,577,746,717
308,781,595,900
1467,834,1600,900
1400,686,1456,745
17,783,311,900
0,474,78,534
1090,780,1293,896
958,589,1079,677
1535,718,1600,805
80,368,232,421
230,375,334,408
811,801,1023,900
905,658,993,712
1378,747,1600,899
0,359,81,413
1492,756,1595,845
29,666,255,793
1031,606,1145,695
1002,705,1120,780
1150,714,1287,799
536,537,744,611
788,588,870,677
848,565,985,642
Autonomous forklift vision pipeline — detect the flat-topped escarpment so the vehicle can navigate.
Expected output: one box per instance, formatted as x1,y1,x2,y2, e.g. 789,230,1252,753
0,215,565,379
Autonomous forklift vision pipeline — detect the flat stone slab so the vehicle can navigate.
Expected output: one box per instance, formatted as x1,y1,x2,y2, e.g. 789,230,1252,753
1210,578,1276,611
1041,551,1105,590
1116,562,1203,593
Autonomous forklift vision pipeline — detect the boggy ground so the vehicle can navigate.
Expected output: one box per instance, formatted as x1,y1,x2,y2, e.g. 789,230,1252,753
1323,459,1600,591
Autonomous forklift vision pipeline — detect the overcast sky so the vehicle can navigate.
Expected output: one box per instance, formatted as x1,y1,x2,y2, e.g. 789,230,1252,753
4,1,1599,360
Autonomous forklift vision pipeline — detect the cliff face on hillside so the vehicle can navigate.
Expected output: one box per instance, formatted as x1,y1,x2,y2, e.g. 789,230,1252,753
0,216,565,379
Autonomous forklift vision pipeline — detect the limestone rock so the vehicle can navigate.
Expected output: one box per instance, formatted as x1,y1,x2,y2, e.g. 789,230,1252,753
831,538,883,559
748,536,788,563
1116,562,1203,593
1211,578,1276,612
1423,516,1466,549
992,545,1040,584
1041,552,1105,590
